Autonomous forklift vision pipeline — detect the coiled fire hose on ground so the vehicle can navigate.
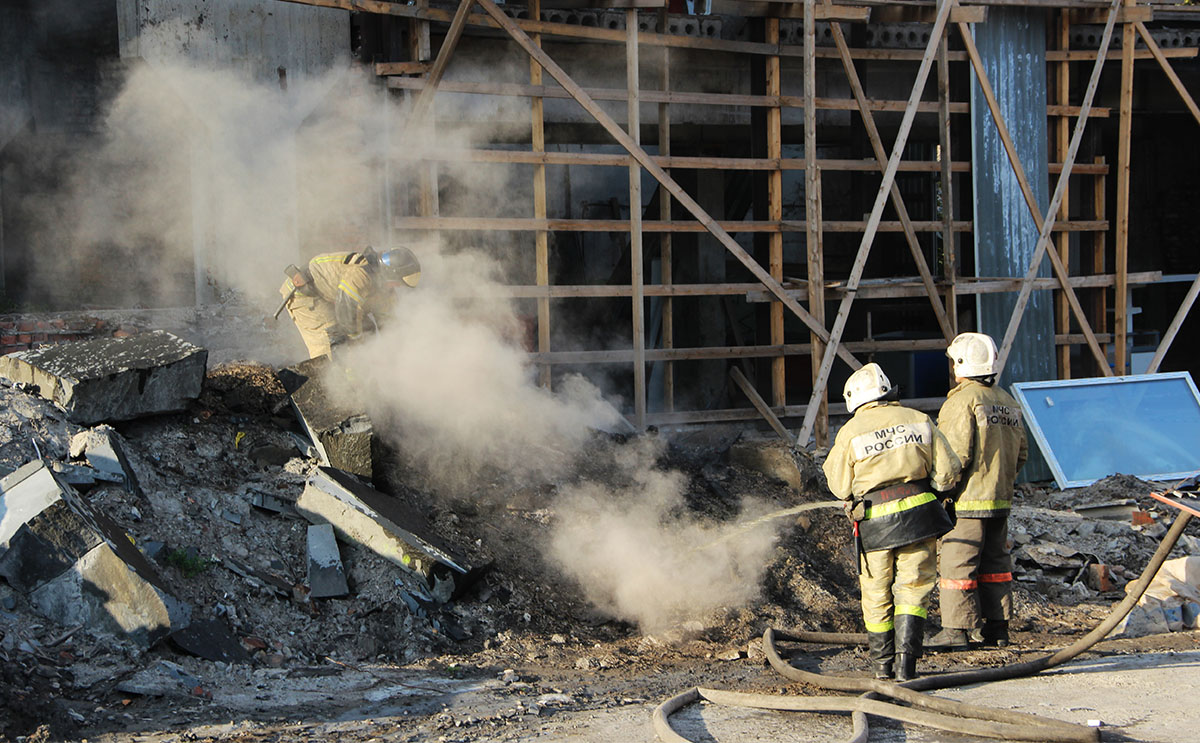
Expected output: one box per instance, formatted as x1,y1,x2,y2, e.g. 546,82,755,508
653,505,1194,743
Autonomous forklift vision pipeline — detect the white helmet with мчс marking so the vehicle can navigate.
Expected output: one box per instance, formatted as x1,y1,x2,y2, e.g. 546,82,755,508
946,332,998,379
843,362,893,413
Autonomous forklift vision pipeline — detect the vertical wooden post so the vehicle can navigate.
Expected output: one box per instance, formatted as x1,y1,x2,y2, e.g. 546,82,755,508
937,0,956,338
803,1,826,445
1093,156,1109,372
658,6,674,412
768,18,785,410
531,0,551,388
810,167,828,445
1115,0,1135,375
628,8,646,427
1056,10,1072,378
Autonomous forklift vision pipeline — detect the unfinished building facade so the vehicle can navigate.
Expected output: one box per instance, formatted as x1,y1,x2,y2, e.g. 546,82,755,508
3,0,1200,457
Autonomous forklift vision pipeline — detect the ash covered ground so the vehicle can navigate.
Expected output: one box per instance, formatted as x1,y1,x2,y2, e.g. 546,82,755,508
1,306,1198,743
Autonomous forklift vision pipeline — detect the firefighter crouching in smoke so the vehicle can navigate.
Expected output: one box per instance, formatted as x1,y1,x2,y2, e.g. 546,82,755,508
278,247,421,359
822,363,962,681
927,332,1028,652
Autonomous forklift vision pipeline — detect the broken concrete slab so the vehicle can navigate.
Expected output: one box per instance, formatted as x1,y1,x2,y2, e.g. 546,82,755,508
277,358,375,480
0,330,207,425
0,460,190,647
297,467,472,602
306,523,349,599
69,425,142,494
169,617,251,664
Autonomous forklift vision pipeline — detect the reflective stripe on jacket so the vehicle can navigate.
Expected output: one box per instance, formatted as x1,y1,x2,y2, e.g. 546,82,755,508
936,380,1028,518
823,401,962,551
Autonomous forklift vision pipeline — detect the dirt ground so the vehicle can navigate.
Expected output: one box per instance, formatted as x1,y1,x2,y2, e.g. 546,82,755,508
1,313,1198,743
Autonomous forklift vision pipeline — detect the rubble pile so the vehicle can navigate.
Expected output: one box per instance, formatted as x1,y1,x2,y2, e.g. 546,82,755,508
0,320,1197,740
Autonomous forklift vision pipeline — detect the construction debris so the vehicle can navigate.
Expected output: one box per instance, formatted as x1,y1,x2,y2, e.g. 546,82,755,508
68,424,142,494
0,460,190,647
297,467,472,602
306,523,350,598
0,331,207,425
278,357,376,480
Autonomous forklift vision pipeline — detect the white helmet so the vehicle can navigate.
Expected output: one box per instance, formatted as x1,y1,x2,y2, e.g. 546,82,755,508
946,332,998,378
843,362,893,413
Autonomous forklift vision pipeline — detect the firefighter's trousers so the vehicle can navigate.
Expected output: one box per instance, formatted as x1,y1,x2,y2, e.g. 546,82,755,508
284,293,338,359
859,538,937,633
938,515,1013,630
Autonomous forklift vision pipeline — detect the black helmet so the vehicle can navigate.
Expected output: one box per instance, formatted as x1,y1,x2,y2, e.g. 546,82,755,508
379,247,421,288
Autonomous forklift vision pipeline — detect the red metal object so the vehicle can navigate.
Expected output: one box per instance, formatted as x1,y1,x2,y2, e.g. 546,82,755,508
1148,490,1200,518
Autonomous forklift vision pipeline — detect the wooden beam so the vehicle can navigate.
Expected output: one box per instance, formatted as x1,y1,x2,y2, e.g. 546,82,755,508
471,0,861,368
628,8,646,427
391,216,1117,232
871,4,986,22
1045,47,1197,61
405,0,475,126
1092,156,1109,373
803,1,827,444
1056,10,1072,378
937,0,957,338
730,366,795,444
1115,0,1135,375
391,216,989,231
826,9,955,341
531,0,551,389
771,16,787,409
376,61,431,75
796,0,953,446
658,5,674,413
987,0,1120,376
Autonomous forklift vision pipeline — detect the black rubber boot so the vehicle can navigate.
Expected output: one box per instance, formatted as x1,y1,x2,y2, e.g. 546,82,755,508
981,619,1009,648
894,614,925,682
926,626,971,652
867,631,894,679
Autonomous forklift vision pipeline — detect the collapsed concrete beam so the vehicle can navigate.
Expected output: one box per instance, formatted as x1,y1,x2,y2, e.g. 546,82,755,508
277,358,375,480
0,460,190,647
306,523,349,599
297,467,471,603
0,331,207,425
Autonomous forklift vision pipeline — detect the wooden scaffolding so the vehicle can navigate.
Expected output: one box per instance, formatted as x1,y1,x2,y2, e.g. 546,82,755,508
286,0,1200,446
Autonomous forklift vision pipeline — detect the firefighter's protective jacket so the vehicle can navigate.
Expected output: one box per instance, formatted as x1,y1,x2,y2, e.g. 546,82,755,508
936,379,1028,518
281,252,378,339
823,401,961,551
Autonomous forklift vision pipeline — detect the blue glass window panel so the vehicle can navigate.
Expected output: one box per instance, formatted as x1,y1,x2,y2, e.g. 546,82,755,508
1011,373,1200,490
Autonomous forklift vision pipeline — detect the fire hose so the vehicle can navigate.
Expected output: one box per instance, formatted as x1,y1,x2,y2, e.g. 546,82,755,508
654,505,1194,743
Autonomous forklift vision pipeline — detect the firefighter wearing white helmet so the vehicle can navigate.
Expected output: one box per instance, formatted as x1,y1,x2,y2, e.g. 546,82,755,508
823,362,962,681
279,246,421,359
928,332,1028,652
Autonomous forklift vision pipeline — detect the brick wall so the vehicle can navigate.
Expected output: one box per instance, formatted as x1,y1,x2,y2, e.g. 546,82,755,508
0,314,140,356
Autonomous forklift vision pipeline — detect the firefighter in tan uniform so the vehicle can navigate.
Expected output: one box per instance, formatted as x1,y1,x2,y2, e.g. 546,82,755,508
280,247,421,359
823,363,962,681
928,333,1028,651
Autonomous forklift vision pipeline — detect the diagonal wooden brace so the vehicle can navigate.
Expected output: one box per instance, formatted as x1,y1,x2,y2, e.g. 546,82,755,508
971,0,1120,376
796,0,954,446
825,8,955,343
405,0,475,127
472,0,860,369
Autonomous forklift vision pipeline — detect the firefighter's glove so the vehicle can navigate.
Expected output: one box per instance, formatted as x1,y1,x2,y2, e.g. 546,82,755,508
843,498,866,522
